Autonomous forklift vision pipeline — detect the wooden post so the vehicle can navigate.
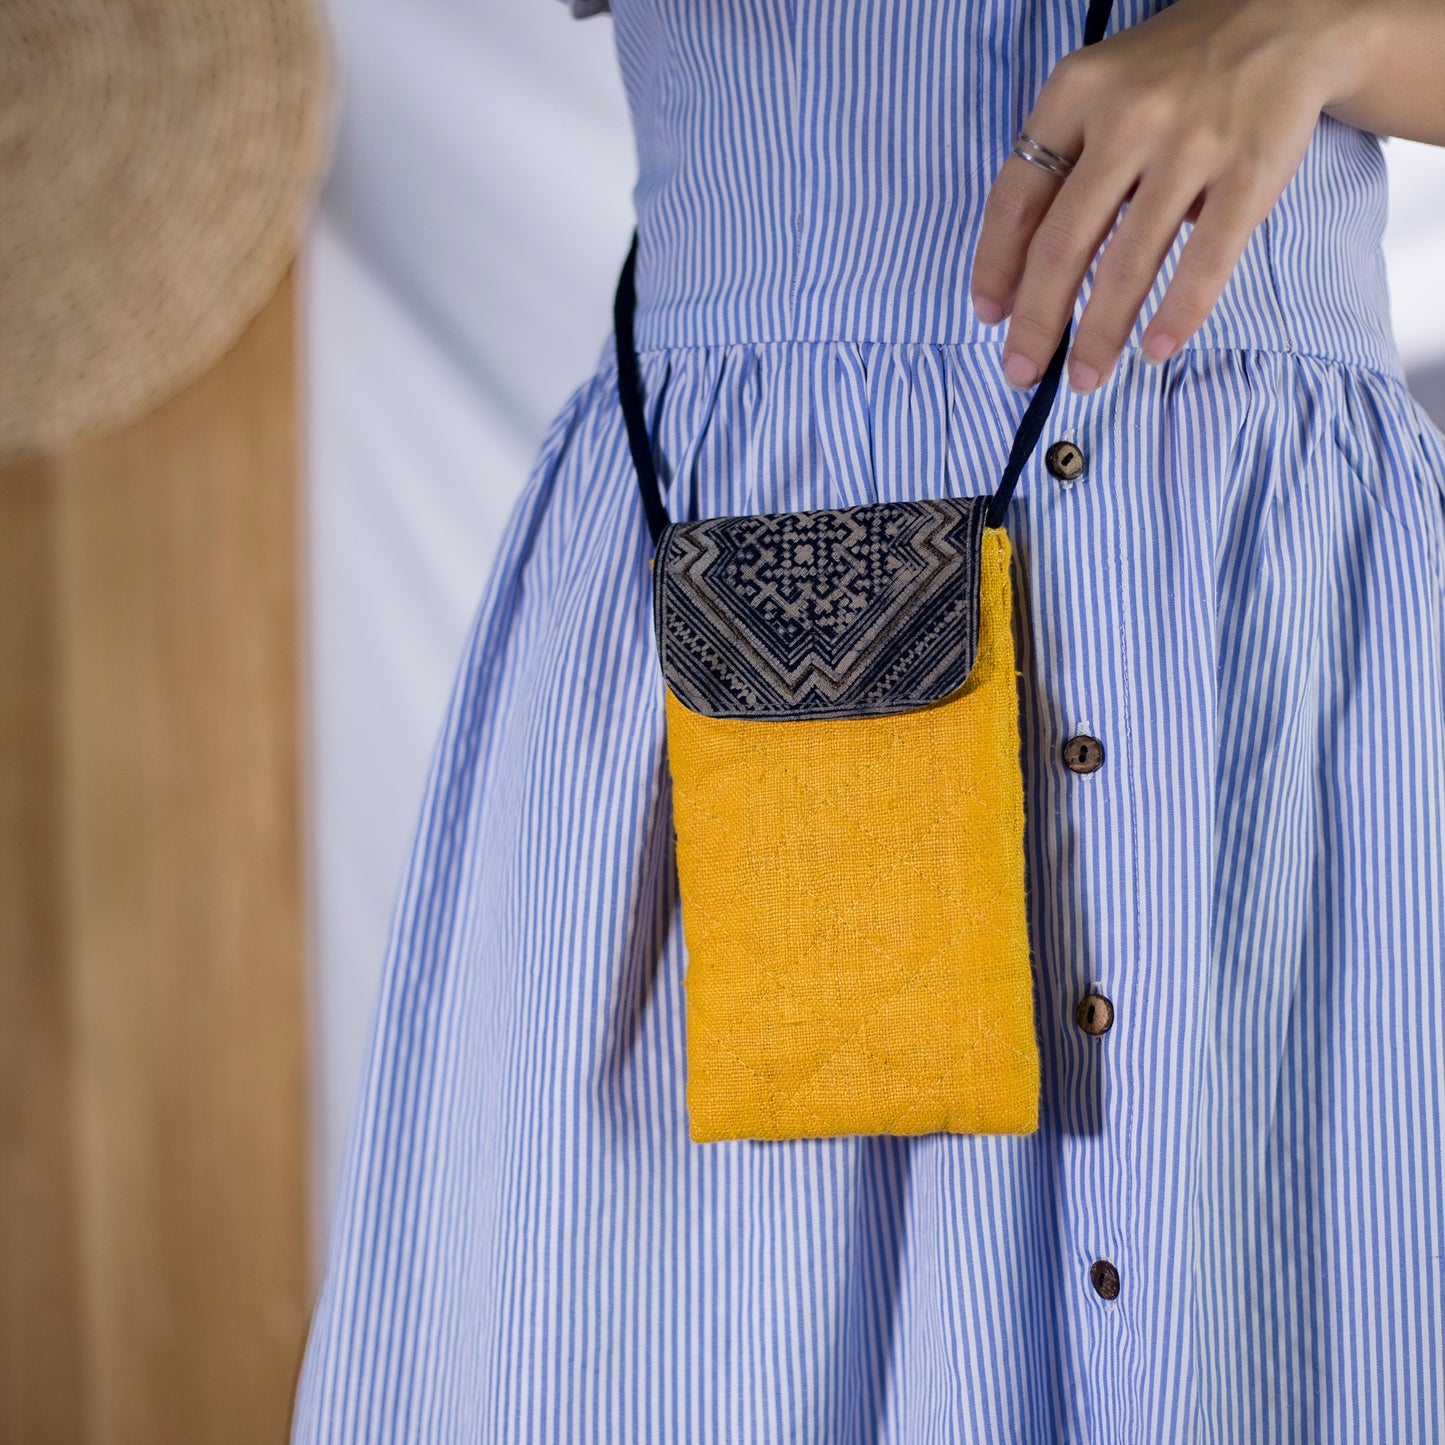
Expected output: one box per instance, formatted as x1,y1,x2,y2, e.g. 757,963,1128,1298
0,272,309,1444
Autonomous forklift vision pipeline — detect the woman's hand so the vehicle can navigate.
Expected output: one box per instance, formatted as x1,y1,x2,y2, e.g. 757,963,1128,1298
967,0,1394,394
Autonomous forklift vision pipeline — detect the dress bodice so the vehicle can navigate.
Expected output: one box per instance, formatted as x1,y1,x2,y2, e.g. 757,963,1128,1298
610,0,1399,375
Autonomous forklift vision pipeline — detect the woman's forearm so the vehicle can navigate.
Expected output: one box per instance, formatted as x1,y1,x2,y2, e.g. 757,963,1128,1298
1318,0,1445,146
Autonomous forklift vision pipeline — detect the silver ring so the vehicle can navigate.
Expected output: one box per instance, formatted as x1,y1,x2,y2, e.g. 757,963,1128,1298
1011,131,1077,178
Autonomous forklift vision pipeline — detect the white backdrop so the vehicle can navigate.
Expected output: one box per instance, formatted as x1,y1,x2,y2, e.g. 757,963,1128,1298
303,0,1445,1269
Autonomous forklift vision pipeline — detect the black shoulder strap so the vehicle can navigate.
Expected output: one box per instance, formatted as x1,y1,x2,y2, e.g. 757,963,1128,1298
988,0,1115,526
615,0,1116,544
612,232,671,545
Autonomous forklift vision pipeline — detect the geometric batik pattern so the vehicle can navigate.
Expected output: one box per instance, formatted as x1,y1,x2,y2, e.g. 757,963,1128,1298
653,494,990,719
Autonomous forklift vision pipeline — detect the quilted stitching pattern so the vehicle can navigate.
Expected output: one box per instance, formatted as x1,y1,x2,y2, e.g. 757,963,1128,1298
665,526,1038,1142
653,495,989,720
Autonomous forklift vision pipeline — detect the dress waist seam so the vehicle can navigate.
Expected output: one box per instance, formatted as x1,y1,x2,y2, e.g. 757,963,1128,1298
599,334,1409,388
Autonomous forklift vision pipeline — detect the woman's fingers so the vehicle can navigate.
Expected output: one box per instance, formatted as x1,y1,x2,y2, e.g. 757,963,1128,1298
1136,176,1264,366
994,150,1138,389
972,52,1149,389
1067,170,1210,390
982,139,1265,392
969,151,1075,328
968,63,1088,330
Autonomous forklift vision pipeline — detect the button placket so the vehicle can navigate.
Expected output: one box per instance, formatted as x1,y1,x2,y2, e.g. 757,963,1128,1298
1047,429,1128,1331
1067,711,1117,1305
1032,412,1144,1432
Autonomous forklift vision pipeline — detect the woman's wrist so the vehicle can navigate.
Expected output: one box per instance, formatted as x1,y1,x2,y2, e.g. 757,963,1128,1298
1296,0,1392,112
1203,0,1368,116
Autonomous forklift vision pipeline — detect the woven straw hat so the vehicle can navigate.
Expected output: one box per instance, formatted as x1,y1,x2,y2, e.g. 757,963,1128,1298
0,1,334,462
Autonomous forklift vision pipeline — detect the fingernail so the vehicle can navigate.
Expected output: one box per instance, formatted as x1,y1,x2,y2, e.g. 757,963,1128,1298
1069,360,1100,393
1004,353,1039,390
973,294,1005,325
1143,331,1177,364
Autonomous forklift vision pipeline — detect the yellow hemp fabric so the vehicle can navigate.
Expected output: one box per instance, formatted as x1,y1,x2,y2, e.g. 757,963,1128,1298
664,525,1038,1143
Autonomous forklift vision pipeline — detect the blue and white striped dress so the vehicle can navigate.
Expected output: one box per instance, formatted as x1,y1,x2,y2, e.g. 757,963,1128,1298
293,1,1445,1439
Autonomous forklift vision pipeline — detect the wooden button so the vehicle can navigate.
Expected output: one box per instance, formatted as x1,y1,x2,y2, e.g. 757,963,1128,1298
1090,1259,1121,1300
1074,992,1115,1036
1045,440,1085,482
1063,734,1105,774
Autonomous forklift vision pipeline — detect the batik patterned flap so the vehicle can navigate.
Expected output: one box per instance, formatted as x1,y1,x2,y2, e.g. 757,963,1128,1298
652,495,992,721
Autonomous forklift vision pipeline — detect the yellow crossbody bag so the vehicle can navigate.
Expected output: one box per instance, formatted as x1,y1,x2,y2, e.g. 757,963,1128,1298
613,245,1087,1143
658,497,1033,1143
612,1,1110,1141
